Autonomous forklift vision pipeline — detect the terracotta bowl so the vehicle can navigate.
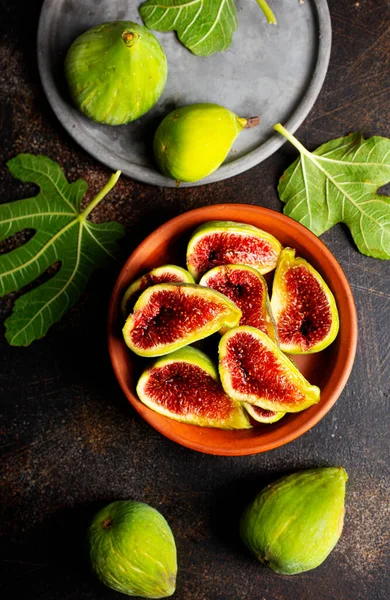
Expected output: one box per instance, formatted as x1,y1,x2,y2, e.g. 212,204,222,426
108,205,357,456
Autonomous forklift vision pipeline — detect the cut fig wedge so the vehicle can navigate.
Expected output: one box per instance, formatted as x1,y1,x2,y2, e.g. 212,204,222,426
186,221,282,281
244,404,286,424
199,264,277,341
123,283,242,357
271,248,339,354
219,326,320,413
136,346,251,429
121,265,195,317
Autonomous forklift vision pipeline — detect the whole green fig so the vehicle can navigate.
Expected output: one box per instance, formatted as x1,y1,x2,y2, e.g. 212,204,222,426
65,22,167,125
240,467,348,575
153,103,259,182
88,500,177,598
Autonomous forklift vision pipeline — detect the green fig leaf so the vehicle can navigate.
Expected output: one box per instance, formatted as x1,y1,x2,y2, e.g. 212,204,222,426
275,124,390,260
140,0,238,56
0,155,124,346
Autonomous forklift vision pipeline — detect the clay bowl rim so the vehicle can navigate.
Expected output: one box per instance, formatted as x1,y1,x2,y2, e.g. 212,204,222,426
107,205,358,456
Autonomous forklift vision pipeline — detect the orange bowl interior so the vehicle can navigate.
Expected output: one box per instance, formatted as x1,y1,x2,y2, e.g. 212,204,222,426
108,205,357,456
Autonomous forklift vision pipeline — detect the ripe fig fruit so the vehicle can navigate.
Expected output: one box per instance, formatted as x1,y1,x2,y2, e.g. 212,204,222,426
88,500,177,597
153,104,260,182
123,283,242,357
219,326,320,412
137,346,251,429
187,221,282,281
240,467,348,575
65,22,167,125
199,264,277,340
244,404,285,424
121,265,195,317
271,248,339,354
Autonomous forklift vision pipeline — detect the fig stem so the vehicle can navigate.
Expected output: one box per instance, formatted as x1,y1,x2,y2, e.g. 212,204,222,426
79,170,121,220
122,31,139,47
273,123,308,155
255,0,277,25
244,116,261,129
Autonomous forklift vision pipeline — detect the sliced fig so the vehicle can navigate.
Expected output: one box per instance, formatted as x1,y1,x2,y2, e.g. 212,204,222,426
219,326,320,413
123,283,242,357
271,248,339,354
121,265,195,317
186,221,282,281
199,264,277,341
136,346,251,429
244,404,286,424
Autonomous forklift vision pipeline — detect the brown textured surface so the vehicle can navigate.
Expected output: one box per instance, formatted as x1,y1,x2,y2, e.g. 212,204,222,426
0,1,389,599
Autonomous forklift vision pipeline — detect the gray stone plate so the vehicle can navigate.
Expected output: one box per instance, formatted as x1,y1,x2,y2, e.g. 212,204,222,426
37,0,331,187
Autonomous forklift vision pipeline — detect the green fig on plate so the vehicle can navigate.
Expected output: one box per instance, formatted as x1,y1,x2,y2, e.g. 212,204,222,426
65,21,167,125
153,104,260,182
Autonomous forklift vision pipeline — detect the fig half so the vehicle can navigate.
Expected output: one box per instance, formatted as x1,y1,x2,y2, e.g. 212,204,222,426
244,404,286,424
271,248,339,354
219,326,320,413
121,265,195,318
123,283,242,357
199,264,277,341
186,221,282,281
137,346,251,429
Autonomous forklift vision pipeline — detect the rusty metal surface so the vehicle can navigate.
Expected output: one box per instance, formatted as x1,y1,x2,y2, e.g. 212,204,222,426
0,1,389,599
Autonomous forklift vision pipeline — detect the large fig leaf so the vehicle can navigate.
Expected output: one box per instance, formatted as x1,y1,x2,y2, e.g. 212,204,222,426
139,0,238,56
275,124,390,260
0,155,124,346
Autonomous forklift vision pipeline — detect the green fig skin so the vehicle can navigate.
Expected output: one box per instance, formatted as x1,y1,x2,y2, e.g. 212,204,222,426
240,467,348,575
65,22,167,125
89,500,177,598
153,104,257,182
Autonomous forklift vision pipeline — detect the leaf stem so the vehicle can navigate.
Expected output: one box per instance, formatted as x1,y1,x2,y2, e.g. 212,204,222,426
274,123,308,156
255,0,277,25
79,170,121,220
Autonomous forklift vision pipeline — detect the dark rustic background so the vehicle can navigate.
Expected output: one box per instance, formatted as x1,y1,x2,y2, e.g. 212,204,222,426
1,1,389,599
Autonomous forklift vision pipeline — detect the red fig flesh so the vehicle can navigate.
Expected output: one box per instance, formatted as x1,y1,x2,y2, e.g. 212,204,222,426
186,221,282,280
137,346,251,429
199,264,277,341
219,326,320,413
123,283,241,357
271,248,339,354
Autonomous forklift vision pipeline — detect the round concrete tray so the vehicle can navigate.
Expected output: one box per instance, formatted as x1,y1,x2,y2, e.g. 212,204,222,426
37,0,331,187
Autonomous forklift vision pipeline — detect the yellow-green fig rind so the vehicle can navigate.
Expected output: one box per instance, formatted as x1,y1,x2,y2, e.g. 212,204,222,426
219,326,320,413
240,467,348,575
187,221,283,280
121,265,195,318
199,264,278,342
65,21,167,125
137,346,251,430
123,283,242,357
270,247,340,354
153,104,251,182
89,500,177,597
244,403,286,423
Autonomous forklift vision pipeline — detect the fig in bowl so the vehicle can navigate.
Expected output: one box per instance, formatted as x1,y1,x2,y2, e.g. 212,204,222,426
108,205,357,456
